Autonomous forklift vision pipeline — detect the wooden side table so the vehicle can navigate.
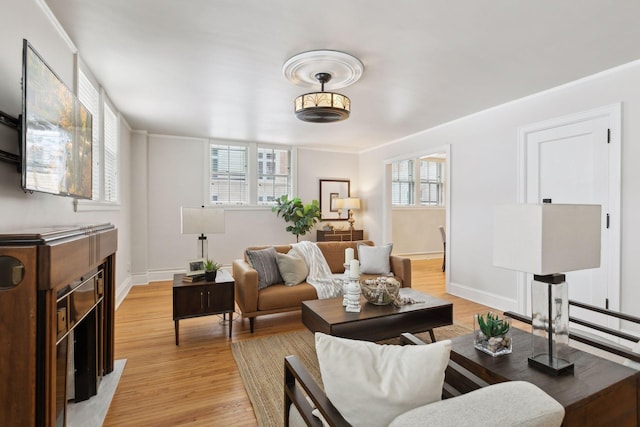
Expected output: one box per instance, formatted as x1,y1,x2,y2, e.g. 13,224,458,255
448,328,640,426
172,270,235,344
317,229,363,241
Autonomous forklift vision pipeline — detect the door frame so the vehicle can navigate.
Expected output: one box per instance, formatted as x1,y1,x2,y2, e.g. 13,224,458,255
515,103,621,316
383,144,451,291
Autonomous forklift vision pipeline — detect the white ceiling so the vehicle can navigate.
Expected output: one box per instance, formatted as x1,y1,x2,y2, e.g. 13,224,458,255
45,0,640,152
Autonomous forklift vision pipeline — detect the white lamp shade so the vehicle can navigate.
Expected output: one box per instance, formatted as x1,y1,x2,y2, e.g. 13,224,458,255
181,207,225,234
342,198,360,210
493,204,601,275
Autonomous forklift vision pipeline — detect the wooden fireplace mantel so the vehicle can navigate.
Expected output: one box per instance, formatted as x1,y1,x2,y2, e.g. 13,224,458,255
0,223,117,426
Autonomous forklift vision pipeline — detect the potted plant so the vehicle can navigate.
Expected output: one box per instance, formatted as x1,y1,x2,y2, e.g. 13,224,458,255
204,259,222,282
474,312,512,356
272,195,321,242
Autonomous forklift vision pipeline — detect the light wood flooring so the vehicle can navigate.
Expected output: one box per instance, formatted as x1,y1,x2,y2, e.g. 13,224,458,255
104,259,501,426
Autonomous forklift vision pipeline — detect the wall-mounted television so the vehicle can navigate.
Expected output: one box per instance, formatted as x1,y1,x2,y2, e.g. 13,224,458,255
21,39,92,199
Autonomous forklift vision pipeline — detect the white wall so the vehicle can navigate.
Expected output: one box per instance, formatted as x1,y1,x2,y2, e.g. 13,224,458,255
392,208,445,256
131,139,359,282
0,0,132,300
360,61,640,332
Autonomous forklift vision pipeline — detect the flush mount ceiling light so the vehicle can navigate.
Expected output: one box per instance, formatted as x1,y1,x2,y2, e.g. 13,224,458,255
283,50,364,123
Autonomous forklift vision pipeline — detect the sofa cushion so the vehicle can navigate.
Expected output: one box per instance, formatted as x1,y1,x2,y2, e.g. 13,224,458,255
315,333,451,427
358,243,393,275
257,283,318,311
276,252,308,286
389,381,565,427
245,247,283,289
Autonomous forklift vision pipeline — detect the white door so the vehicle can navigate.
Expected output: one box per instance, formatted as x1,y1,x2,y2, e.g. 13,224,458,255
519,105,621,329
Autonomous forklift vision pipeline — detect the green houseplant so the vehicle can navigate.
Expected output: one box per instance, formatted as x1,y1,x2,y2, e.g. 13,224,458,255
272,195,321,242
204,259,222,282
474,311,512,356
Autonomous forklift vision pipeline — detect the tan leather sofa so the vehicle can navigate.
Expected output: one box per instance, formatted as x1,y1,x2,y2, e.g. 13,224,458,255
232,240,411,332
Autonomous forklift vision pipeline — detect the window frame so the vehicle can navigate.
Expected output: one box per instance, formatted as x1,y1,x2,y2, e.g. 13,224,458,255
74,59,121,211
205,139,296,208
390,156,445,208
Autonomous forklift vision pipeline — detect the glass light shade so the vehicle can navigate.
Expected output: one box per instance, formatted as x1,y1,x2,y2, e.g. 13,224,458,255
294,92,350,123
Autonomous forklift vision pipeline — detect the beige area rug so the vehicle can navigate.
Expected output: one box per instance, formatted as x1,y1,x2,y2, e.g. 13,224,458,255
231,324,471,427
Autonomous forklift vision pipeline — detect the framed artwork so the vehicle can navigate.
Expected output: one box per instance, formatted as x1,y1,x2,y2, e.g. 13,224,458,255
186,258,206,276
319,179,350,220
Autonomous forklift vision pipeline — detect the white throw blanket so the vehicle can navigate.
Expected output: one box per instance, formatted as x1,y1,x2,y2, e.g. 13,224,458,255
290,241,343,299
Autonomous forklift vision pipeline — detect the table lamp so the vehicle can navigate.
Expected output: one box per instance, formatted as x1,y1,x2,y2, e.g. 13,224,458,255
342,198,361,231
493,203,601,375
181,206,225,260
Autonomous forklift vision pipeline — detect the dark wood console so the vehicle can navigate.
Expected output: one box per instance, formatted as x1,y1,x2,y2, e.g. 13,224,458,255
316,229,363,241
0,224,117,427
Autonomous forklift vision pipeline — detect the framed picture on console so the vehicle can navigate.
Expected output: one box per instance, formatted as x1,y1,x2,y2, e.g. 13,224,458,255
319,179,350,220
186,258,206,276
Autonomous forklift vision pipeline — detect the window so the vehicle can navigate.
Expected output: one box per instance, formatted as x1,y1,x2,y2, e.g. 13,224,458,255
391,160,414,205
209,143,248,204
419,159,444,206
257,146,291,205
77,67,120,205
78,69,100,199
103,103,118,202
391,155,445,207
208,142,294,205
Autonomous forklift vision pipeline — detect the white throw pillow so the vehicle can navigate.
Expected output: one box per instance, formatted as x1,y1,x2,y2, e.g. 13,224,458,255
358,243,393,275
276,252,308,286
315,333,451,427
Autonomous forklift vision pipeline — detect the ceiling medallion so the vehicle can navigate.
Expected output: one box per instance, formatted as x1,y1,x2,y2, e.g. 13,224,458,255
283,50,364,123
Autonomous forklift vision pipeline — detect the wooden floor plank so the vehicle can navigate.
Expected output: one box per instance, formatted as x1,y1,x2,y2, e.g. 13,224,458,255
104,258,502,426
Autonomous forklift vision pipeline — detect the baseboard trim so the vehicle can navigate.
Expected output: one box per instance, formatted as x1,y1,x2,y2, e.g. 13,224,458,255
115,277,132,310
449,281,518,313
396,252,443,261
131,273,150,286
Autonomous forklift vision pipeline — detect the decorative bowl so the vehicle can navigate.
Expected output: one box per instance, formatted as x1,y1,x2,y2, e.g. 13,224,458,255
360,277,401,305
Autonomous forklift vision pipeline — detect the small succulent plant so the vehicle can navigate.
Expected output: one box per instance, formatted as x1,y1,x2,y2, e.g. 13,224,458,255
477,312,510,338
204,259,221,272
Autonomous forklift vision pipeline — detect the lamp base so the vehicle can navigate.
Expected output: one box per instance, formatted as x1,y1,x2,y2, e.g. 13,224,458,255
528,354,574,376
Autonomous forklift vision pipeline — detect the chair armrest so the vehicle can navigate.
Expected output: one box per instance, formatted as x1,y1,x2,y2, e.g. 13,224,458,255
232,259,259,313
390,255,411,287
284,355,350,427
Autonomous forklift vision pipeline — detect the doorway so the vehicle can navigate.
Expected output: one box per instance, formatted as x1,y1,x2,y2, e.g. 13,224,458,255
384,144,451,291
517,104,621,328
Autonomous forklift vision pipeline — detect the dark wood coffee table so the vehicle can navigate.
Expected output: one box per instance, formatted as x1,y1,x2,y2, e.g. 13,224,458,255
301,288,453,342
448,328,640,426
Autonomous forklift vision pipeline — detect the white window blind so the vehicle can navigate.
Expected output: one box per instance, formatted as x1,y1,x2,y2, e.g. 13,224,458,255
209,143,248,204
391,159,415,205
419,159,444,206
103,103,118,202
257,146,291,204
78,69,100,200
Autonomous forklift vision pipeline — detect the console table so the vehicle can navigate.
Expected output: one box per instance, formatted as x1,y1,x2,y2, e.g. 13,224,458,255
449,328,640,426
0,224,117,427
317,229,363,242
173,270,234,344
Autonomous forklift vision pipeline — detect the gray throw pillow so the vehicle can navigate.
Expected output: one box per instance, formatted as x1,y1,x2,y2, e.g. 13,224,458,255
276,252,309,286
246,247,283,289
358,243,393,275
